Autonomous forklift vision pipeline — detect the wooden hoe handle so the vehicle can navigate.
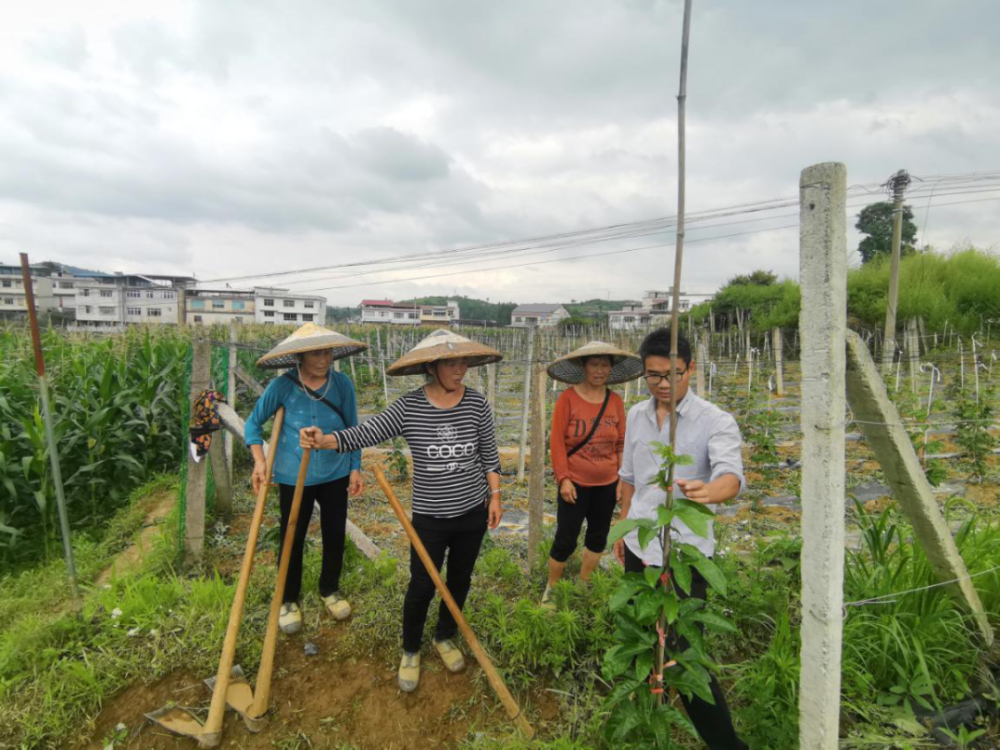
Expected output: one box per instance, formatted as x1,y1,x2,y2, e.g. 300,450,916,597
249,446,311,720
372,465,535,739
201,407,285,746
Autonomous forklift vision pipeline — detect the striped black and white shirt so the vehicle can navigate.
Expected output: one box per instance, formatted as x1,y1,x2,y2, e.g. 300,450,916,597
334,387,501,518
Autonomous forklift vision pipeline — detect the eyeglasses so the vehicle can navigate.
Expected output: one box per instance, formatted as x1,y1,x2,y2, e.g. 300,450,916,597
643,369,689,385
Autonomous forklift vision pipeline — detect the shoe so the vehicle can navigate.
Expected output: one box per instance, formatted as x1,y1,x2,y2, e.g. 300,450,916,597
321,592,352,621
540,584,556,611
433,639,466,673
279,602,302,634
398,652,421,692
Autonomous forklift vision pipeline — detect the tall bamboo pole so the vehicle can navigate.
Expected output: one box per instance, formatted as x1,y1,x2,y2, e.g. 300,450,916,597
655,0,693,699
20,253,79,598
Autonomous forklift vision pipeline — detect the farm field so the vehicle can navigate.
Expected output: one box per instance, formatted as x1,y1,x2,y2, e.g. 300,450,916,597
2,322,1000,749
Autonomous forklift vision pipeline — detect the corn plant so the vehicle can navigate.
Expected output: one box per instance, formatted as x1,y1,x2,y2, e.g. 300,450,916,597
602,442,735,749
0,327,188,568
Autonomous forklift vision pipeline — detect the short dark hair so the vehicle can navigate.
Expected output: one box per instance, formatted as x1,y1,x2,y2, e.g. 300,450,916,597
638,328,692,368
580,354,612,366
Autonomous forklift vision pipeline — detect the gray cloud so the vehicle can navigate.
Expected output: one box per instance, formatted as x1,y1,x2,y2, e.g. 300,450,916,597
1,0,998,306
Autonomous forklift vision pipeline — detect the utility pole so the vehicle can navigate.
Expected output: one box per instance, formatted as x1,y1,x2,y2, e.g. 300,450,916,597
880,169,911,376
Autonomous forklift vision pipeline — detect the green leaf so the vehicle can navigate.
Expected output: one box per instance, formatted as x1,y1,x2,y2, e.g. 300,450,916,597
662,594,680,625
673,505,711,539
691,609,737,633
634,590,662,623
634,648,654,682
643,566,664,589
607,519,640,544
637,525,659,551
608,578,644,612
672,558,692,594
655,505,675,527
689,554,728,596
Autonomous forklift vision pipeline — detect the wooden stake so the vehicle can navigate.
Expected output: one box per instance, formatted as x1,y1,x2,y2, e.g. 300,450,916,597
516,327,536,483
372,465,535,739
527,363,547,569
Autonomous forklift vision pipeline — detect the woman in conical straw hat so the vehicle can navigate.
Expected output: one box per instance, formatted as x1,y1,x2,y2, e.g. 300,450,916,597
245,323,368,635
541,341,641,609
300,328,504,693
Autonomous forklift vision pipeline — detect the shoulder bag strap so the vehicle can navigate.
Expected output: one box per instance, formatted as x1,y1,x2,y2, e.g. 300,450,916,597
566,388,612,458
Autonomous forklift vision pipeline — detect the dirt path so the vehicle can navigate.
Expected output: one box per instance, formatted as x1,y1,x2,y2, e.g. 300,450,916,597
83,624,531,750
96,489,176,587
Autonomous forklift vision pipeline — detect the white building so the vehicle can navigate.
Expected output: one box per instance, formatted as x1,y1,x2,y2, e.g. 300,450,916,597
360,299,422,325
185,289,256,326
608,303,652,331
608,289,700,331
0,263,55,316
420,300,460,326
509,304,570,328
253,287,326,325
74,274,193,328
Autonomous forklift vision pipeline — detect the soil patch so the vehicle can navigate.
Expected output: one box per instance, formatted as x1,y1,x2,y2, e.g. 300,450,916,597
84,626,506,749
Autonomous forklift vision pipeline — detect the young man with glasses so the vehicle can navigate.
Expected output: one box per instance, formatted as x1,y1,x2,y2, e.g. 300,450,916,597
613,327,747,750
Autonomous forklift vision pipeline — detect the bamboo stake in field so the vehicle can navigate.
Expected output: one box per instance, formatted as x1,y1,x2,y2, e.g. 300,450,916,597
655,0,693,701
372,465,535,739
19,252,79,599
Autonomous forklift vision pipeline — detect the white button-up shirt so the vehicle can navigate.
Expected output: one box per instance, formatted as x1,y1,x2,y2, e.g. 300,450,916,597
619,391,745,564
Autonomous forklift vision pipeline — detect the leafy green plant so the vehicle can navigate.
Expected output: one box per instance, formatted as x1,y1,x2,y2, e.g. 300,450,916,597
601,442,734,749
952,388,996,483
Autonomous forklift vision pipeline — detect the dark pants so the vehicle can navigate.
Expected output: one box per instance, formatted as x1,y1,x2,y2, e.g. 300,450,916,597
402,507,488,654
549,480,618,562
278,476,349,604
624,546,747,750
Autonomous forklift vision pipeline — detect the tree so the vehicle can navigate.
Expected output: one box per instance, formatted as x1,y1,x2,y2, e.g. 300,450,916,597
723,269,777,288
855,202,917,264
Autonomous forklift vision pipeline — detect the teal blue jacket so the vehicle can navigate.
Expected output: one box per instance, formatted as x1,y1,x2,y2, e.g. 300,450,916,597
245,371,361,486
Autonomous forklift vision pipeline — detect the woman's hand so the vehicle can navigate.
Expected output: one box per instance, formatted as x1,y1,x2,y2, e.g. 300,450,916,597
559,478,577,504
488,495,504,529
349,470,364,497
251,459,268,495
613,538,626,565
615,481,623,504
300,426,335,450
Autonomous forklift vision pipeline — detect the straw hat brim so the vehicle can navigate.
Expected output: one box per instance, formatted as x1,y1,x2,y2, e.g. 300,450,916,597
386,330,502,377
256,323,368,369
546,341,643,385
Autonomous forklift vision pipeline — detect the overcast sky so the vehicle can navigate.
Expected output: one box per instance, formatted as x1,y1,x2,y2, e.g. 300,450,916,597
1,0,998,306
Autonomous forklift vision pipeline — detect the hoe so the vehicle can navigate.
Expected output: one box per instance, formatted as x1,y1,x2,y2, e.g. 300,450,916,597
146,411,316,747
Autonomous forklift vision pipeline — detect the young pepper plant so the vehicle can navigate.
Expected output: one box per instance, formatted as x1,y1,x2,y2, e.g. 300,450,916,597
601,442,736,749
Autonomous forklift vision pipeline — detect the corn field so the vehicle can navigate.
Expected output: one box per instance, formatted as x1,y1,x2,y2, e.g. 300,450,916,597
0,326,188,568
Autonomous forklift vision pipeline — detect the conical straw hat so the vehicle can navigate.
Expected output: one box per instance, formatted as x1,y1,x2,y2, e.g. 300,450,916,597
386,329,502,377
546,341,643,385
256,323,368,369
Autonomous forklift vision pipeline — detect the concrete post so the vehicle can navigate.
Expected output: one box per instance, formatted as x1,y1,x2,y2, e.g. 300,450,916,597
517,327,536,483
798,162,848,750
845,330,993,644
907,318,920,395
225,324,237,476
695,331,707,395
773,327,785,396
208,434,233,516
527,364,547,569
185,339,212,563
486,363,497,412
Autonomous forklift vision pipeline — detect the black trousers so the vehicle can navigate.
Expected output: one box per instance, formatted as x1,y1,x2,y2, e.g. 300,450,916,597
623,546,747,750
549,480,618,562
402,507,488,654
278,476,349,604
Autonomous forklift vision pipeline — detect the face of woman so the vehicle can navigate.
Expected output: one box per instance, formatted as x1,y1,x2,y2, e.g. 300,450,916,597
432,358,469,390
582,356,612,387
301,348,334,378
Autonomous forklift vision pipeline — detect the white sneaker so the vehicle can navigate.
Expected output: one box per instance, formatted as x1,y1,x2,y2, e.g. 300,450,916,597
398,652,420,693
321,592,352,621
540,584,556,611
279,602,302,634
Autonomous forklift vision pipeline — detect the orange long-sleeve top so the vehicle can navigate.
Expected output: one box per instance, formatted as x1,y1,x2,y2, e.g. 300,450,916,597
550,387,627,487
